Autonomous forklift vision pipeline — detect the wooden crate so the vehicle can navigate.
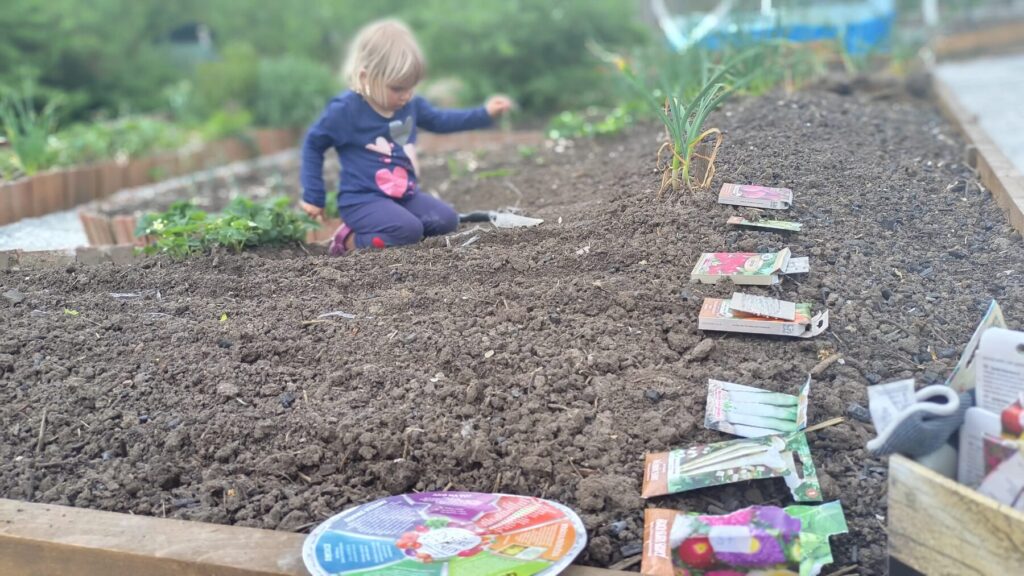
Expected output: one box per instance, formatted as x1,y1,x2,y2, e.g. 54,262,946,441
0,498,626,576
887,455,1024,575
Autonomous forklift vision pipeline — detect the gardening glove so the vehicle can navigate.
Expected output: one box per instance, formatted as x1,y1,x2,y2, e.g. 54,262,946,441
866,385,973,458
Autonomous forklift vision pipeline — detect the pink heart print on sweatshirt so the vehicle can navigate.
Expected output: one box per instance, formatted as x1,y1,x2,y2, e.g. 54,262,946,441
375,166,409,198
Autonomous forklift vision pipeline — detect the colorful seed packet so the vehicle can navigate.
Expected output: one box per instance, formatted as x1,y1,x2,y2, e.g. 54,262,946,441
699,297,829,339
727,216,803,232
642,432,822,503
690,249,808,286
718,183,794,210
641,502,848,576
705,377,811,438
302,492,586,576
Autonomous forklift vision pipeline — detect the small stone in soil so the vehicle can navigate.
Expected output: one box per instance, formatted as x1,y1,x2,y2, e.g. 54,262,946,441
644,389,663,403
620,542,643,557
279,391,297,409
216,382,240,398
217,338,233,349
847,403,872,423
881,288,892,301
687,339,716,361
938,347,957,359
138,414,150,424
608,520,628,536
865,373,882,385
3,289,25,305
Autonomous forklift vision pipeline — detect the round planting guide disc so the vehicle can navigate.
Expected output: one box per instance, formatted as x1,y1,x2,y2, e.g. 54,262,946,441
302,491,587,576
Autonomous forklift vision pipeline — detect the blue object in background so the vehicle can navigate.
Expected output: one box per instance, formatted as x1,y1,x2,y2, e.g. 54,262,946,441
656,0,895,55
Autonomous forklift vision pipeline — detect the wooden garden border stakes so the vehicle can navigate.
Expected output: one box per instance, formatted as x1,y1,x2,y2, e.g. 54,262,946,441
0,499,629,576
887,455,1024,575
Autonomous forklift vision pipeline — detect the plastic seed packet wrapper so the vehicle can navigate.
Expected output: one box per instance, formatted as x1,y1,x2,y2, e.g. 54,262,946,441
642,432,822,502
302,492,586,576
641,502,848,576
718,183,794,210
705,377,810,438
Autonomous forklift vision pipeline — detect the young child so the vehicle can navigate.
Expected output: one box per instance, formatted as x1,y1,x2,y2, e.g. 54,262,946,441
300,19,512,255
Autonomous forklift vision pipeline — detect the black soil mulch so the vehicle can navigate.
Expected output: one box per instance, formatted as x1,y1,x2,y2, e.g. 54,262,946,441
2,87,1022,574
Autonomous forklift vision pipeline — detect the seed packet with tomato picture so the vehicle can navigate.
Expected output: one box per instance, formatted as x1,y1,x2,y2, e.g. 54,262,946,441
641,502,847,576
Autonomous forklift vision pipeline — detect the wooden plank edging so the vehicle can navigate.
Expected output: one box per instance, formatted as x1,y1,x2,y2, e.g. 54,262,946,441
0,499,628,576
931,19,1024,60
931,71,1024,235
887,455,1024,575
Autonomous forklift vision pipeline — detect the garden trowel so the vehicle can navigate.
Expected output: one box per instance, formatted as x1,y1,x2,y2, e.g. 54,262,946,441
459,211,543,228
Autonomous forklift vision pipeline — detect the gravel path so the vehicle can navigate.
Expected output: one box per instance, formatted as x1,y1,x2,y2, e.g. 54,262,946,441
936,51,1024,173
0,209,87,252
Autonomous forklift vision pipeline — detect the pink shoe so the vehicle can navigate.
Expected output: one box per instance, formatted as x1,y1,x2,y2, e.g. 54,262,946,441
328,224,353,256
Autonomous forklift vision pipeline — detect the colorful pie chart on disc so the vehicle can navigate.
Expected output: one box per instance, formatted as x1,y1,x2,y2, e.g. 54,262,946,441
302,492,587,576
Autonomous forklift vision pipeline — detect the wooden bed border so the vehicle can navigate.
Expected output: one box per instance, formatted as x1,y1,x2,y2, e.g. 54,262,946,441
0,498,631,576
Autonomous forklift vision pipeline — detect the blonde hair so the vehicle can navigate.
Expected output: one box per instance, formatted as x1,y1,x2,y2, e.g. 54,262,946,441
342,19,425,107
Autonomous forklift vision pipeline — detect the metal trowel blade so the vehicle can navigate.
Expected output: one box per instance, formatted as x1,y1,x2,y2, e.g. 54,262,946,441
490,212,544,228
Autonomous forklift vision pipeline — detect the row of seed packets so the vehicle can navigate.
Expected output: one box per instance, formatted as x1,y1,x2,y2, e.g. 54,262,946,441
637,185,845,575
694,183,828,339
640,375,848,575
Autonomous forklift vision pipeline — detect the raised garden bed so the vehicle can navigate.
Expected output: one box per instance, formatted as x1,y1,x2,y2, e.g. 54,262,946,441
2,86,1023,574
0,128,300,227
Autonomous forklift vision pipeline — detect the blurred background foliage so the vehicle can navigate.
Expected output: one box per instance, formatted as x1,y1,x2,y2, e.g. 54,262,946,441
0,0,648,124
1,0,1020,177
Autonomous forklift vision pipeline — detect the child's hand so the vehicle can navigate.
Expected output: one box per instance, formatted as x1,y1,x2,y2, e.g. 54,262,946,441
300,200,324,221
485,95,514,118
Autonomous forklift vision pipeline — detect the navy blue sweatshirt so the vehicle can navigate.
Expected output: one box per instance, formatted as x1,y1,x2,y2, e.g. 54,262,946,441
301,90,492,208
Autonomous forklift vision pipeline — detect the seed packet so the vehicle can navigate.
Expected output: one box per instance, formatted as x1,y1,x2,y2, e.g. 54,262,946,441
946,300,1006,393
642,432,822,502
719,183,793,210
727,216,803,232
699,297,829,339
705,377,811,438
641,502,848,576
690,249,798,286
302,492,586,576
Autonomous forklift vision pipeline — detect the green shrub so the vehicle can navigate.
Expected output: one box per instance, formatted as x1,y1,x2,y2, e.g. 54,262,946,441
136,196,318,259
199,108,253,141
254,55,338,128
193,42,259,115
407,0,649,114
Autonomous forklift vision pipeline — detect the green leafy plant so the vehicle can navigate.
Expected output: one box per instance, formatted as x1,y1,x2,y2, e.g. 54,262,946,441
136,196,317,259
546,105,634,139
618,49,756,193
0,84,61,176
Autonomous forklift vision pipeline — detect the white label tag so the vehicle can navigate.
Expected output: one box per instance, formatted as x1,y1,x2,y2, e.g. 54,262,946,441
976,328,1024,413
867,379,916,433
729,293,797,321
782,257,809,275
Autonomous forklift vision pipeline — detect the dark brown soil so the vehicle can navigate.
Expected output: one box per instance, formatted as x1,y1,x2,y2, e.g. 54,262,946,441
3,88,1022,575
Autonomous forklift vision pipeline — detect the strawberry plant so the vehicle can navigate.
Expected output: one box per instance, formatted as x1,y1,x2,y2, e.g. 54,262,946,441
136,196,317,259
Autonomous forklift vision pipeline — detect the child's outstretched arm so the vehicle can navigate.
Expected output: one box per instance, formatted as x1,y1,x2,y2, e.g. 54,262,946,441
300,100,350,218
414,95,512,134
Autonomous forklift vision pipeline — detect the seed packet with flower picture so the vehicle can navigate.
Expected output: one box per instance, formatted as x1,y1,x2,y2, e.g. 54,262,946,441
641,502,848,576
